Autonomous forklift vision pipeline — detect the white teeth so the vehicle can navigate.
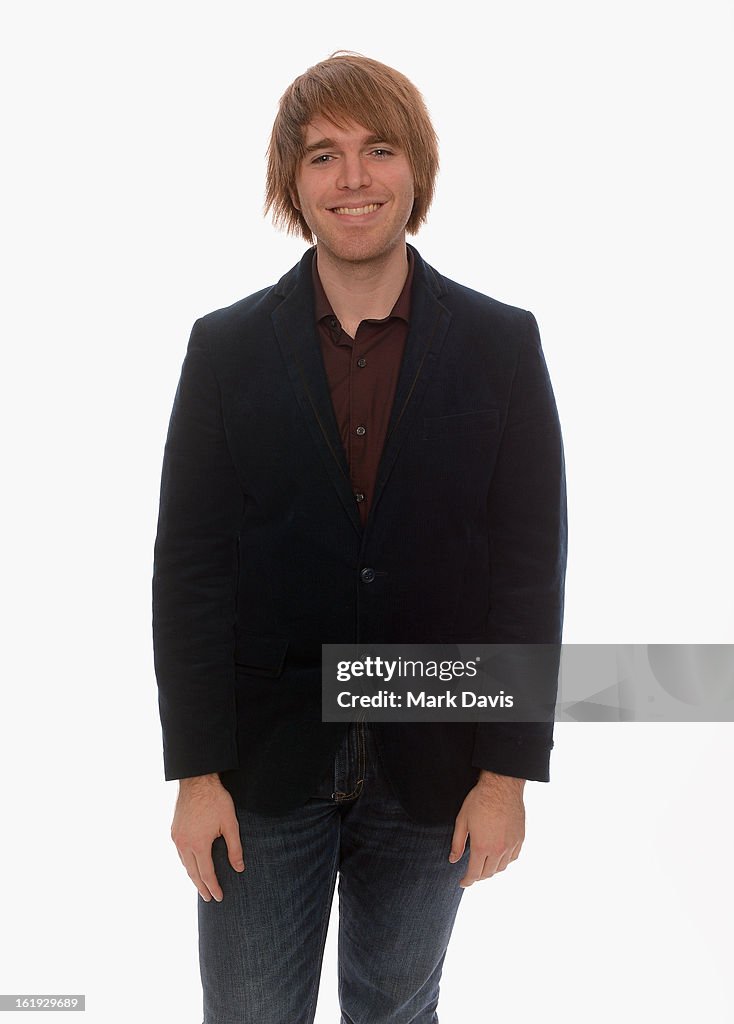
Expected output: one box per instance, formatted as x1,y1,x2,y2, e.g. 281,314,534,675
331,204,382,216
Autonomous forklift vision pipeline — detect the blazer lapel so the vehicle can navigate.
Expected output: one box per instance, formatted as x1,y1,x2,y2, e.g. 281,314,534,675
271,248,363,536
368,245,452,523
270,244,452,536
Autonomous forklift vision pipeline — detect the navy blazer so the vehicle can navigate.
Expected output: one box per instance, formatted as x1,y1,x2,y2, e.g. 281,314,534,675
152,244,567,825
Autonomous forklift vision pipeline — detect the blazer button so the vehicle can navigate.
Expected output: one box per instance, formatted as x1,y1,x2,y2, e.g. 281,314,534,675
360,567,376,583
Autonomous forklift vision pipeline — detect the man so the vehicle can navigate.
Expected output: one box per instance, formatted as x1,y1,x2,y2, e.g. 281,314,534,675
153,52,567,1024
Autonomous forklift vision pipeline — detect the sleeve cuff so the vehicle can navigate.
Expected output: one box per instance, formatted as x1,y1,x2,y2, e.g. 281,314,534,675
472,730,554,783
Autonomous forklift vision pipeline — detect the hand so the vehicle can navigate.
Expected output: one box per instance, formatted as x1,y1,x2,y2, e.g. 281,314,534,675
170,773,245,902
449,771,526,887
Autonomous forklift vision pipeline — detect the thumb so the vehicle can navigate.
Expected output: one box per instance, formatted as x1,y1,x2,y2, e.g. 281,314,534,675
449,815,468,863
221,817,245,872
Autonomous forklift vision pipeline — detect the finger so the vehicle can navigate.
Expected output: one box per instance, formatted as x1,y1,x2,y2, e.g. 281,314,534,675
222,819,245,872
460,851,488,888
480,841,522,879
508,840,523,863
195,847,224,903
487,850,511,876
449,817,468,863
180,850,215,903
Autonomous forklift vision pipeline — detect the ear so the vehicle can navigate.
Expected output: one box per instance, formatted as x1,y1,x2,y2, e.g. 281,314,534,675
290,188,301,213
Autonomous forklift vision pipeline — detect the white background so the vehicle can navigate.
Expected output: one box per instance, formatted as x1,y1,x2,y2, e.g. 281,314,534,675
1,0,733,1020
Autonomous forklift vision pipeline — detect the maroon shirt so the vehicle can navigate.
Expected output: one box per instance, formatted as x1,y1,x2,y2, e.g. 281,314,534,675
312,247,414,526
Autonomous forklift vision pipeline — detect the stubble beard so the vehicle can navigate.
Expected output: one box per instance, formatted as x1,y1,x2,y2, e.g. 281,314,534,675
313,219,408,272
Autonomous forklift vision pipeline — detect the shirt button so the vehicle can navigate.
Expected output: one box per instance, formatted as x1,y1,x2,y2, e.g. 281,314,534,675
329,317,339,330
357,357,367,368
356,425,366,436
360,567,376,583
354,492,365,503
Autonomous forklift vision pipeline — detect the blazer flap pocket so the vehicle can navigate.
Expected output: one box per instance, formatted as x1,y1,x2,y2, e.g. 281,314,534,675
423,408,499,440
234,631,289,678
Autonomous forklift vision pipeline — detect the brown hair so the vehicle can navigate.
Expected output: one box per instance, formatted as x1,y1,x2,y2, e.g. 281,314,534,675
265,52,439,242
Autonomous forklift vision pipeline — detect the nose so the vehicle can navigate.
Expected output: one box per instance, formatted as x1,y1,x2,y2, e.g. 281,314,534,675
336,153,371,191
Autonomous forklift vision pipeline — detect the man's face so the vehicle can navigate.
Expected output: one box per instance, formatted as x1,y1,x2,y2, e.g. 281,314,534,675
291,116,415,265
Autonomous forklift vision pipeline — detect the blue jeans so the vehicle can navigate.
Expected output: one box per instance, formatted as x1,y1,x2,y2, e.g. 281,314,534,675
199,722,470,1023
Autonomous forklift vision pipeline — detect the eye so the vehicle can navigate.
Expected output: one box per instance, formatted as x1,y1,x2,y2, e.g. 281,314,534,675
310,154,334,164
370,148,393,158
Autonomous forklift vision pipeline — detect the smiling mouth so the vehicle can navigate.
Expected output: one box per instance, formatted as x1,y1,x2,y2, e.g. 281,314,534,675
330,203,383,216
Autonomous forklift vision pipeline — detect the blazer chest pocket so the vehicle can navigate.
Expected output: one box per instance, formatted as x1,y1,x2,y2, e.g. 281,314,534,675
422,408,500,441
234,631,289,678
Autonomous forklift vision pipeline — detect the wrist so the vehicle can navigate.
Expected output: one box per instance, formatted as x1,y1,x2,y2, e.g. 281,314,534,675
477,769,526,791
178,772,222,790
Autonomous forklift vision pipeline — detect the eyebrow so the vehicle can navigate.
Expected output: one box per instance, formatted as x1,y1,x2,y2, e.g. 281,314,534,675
303,133,394,155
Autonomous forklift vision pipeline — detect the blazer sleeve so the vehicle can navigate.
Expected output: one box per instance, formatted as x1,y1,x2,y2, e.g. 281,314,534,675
152,318,244,780
472,310,567,782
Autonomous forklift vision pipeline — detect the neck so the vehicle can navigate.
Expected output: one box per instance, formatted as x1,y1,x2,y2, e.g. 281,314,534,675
315,240,410,331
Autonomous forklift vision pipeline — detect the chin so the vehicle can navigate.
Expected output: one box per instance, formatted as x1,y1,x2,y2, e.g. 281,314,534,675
318,232,400,265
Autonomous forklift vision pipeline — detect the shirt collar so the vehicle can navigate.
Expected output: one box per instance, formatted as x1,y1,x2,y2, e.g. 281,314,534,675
311,245,414,326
